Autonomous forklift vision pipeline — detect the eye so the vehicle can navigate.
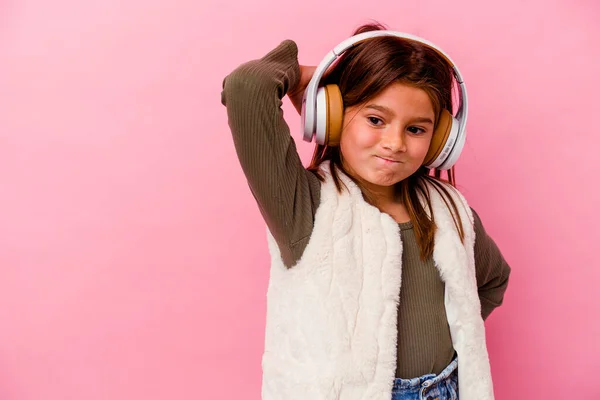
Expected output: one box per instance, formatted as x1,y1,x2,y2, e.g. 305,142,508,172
408,126,426,135
367,116,384,126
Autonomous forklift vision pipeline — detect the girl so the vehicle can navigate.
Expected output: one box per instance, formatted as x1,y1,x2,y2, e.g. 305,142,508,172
221,22,510,400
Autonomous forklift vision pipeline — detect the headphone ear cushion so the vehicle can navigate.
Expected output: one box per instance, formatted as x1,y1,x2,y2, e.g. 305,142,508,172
423,109,453,167
315,84,344,146
324,84,344,146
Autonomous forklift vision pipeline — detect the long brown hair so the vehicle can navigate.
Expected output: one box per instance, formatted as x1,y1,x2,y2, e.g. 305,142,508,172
307,22,466,260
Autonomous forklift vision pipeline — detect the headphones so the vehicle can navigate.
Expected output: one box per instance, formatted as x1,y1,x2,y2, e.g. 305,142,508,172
300,30,468,170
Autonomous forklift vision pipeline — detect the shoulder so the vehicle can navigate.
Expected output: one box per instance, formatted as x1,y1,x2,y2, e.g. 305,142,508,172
422,179,473,221
470,207,483,228
469,206,491,240
316,162,362,200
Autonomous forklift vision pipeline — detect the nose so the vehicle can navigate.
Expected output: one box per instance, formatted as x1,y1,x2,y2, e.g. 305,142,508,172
381,129,407,153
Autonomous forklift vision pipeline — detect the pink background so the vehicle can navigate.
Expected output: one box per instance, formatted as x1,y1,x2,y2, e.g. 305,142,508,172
1,0,598,399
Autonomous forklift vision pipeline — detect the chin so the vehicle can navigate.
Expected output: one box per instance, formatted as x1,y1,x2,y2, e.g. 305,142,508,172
364,170,403,187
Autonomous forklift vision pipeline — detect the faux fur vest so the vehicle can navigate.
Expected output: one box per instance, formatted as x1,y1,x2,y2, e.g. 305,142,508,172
262,164,494,400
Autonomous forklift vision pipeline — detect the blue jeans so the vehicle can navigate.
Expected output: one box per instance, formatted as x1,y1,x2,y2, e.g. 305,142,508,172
391,357,459,400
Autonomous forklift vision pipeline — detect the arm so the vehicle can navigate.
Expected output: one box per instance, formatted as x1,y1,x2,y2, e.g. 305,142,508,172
472,208,512,320
220,40,321,268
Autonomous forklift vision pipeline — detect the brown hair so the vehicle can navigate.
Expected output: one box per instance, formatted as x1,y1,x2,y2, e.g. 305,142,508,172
307,22,465,260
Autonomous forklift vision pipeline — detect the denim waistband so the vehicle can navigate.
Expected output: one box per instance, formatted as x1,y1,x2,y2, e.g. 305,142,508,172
392,357,458,391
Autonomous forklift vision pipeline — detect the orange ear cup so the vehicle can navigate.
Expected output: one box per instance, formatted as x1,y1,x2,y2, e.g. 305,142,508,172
423,109,452,167
323,84,344,146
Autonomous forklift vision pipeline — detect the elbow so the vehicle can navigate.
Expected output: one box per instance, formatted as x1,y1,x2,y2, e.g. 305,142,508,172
222,63,275,102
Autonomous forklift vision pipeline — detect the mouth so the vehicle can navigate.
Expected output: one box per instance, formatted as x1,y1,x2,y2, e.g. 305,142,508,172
375,155,401,163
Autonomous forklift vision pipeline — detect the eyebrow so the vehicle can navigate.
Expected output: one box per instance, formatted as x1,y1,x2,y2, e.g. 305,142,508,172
364,104,434,125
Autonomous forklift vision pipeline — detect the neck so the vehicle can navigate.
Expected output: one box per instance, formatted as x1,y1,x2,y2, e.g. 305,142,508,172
362,182,397,206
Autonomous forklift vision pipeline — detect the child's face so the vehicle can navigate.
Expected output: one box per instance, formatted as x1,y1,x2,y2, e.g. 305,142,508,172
339,82,435,194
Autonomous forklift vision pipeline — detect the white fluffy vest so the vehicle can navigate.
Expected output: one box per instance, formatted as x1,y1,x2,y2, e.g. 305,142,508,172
262,165,494,400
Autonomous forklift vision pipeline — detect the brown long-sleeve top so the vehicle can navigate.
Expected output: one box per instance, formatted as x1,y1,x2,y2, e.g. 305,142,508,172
220,39,511,379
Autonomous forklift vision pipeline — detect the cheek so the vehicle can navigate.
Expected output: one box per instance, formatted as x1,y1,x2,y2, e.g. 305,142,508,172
359,130,380,147
408,137,433,160
341,121,379,153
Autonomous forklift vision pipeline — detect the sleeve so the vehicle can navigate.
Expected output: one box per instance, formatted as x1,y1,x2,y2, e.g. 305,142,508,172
471,207,512,320
220,39,321,268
